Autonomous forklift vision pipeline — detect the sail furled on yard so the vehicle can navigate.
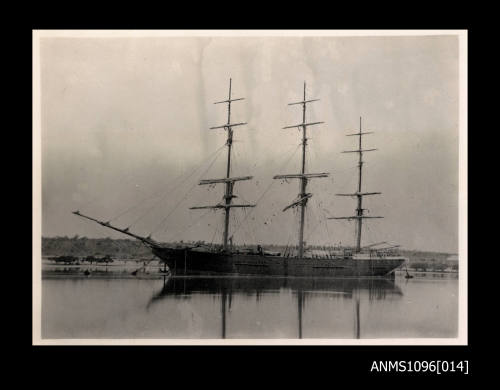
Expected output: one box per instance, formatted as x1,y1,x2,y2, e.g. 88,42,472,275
328,117,383,252
273,82,330,258
189,79,255,251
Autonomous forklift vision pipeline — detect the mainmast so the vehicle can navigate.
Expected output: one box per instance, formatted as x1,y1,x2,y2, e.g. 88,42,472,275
274,82,329,258
190,79,255,251
329,117,382,252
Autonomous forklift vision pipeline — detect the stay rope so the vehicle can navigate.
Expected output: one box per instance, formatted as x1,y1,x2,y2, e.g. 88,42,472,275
231,143,301,238
148,145,226,236
107,143,226,226
166,208,213,243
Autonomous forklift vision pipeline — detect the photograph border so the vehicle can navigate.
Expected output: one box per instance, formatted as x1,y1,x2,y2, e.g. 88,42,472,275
32,29,468,346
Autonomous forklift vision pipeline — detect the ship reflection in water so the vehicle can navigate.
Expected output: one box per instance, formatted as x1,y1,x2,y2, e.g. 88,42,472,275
148,276,403,339
42,274,458,339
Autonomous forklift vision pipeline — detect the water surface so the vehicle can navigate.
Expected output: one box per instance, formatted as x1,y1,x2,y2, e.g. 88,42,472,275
41,270,458,339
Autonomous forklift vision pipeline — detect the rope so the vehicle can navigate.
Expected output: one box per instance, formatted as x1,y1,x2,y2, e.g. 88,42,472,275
78,158,159,213
319,198,331,242
149,145,226,235
231,212,247,247
232,143,241,177
167,208,213,243
364,219,383,247
209,215,221,248
231,143,301,237
283,232,292,257
110,143,226,226
308,196,331,245
237,207,256,246
305,208,323,244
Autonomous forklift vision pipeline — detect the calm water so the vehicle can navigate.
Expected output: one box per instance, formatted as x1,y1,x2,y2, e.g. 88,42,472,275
41,268,458,339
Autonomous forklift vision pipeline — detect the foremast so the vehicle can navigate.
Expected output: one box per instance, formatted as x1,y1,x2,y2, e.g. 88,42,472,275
274,82,329,258
190,79,255,252
329,117,383,252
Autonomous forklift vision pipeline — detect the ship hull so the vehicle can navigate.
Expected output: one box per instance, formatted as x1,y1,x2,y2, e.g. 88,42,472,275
152,247,406,277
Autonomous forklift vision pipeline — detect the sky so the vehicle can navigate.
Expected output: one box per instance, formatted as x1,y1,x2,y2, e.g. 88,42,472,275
38,33,460,253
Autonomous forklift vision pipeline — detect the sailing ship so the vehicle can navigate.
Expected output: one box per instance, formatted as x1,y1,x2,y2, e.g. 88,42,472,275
73,79,407,277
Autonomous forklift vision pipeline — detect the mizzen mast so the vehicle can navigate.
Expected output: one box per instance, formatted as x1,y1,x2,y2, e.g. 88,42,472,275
328,117,382,252
190,79,255,251
274,82,329,258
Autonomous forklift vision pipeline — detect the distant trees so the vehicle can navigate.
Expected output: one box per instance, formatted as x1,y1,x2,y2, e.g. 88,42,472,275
432,263,447,272
51,255,79,264
50,254,114,264
411,262,428,272
42,237,151,258
85,255,96,264
99,255,113,264
410,260,456,272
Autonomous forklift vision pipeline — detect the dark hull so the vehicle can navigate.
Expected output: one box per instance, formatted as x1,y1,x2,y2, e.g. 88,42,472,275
152,247,405,277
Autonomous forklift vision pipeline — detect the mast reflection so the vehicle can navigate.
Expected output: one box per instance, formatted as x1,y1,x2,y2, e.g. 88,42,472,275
149,276,403,339
355,295,361,339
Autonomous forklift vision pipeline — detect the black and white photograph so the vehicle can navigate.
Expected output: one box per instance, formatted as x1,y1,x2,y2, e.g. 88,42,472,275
32,30,467,344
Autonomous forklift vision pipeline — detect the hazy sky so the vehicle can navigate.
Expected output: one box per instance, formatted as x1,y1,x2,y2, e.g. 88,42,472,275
39,33,460,252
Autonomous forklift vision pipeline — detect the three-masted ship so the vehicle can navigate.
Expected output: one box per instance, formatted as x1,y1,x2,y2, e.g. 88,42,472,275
74,79,407,277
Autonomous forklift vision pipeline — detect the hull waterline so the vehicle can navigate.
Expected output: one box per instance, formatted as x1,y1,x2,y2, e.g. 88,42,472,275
152,247,406,277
